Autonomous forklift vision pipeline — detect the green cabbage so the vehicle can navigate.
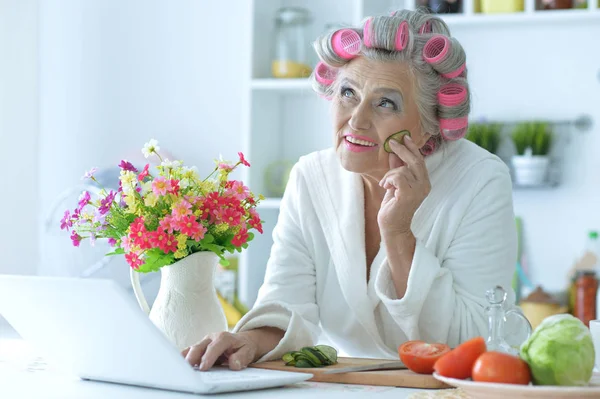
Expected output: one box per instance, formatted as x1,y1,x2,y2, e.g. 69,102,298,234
520,314,595,386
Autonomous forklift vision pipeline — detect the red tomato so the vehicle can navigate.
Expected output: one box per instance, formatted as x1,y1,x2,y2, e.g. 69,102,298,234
398,341,451,374
472,351,531,385
433,336,487,379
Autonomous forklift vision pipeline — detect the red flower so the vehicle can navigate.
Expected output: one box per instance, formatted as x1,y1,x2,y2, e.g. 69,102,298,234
138,164,150,181
168,179,180,195
204,192,226,212
217,208,243,227
231,229,249,247
148,229,168,248
159,234,178,254
238,152,250,167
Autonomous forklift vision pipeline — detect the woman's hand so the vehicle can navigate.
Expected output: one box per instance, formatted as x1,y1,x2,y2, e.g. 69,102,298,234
181,327,284,371
377,135,431,237
182,331,260,371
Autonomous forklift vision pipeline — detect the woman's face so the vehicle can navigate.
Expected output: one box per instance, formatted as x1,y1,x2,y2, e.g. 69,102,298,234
331,57,431,179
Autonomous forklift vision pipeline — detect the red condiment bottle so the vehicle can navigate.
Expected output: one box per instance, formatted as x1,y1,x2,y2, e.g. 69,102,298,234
575,270,598,327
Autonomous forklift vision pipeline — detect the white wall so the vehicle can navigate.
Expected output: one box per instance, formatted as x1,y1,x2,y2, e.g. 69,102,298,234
450,21,600,293
37,0,248,275
0,0,39,275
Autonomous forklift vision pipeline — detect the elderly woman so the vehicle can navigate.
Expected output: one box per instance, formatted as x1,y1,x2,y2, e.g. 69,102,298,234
184,8,517,371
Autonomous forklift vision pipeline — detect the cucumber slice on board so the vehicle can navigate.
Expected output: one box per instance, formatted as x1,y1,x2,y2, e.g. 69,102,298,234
383,130,411,153
315,345,338,364
281,345,339,368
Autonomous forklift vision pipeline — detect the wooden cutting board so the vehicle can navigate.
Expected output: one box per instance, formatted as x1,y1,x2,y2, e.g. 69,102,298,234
250,357,450,389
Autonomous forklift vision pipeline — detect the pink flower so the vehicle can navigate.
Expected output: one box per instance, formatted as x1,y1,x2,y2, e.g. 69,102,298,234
60,210,73,231
138,164,150,181
227,181,250,201
70,231,81,247
248,209,263,234
82,167,98,180
231,229,249,247
119,160,138,173
77,191,91,211
218,163,233,172
171,200,191,221
238,152,250,167
152,176,170,196
108,238,117,247
159,216,178,234
121,236,132,251
125,252,143,270
191,224,207,242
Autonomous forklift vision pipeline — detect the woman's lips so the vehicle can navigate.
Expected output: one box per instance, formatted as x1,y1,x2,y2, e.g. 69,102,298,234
343,134,378,153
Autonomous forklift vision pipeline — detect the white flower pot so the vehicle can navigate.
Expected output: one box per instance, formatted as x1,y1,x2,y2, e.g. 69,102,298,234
511,153,550,186
130,251,228,350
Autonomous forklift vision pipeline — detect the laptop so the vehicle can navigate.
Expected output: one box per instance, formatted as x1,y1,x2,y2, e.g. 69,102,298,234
0,275,312,394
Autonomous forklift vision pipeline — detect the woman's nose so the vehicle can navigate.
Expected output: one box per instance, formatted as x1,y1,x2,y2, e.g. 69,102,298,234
348,103,372,131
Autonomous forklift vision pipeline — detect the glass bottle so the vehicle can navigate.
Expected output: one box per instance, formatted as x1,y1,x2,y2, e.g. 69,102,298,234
575,270,598,327
536,0,573,10
272,7,313,79
485,286,532,356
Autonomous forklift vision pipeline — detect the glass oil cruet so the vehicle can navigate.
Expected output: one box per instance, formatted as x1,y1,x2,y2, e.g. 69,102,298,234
485,286,533,356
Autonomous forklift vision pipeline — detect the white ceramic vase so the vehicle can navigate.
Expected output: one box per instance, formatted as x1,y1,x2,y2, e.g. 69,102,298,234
130,251,228,351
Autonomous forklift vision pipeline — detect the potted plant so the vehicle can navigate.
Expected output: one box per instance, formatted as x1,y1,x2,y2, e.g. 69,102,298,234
465,122,502,155
511,121,553,186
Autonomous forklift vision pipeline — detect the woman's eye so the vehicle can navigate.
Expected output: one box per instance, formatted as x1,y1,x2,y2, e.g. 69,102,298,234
341,87,355,98
379,99,397,109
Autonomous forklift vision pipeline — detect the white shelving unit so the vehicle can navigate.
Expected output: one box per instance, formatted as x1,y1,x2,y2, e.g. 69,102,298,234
237,0,600,308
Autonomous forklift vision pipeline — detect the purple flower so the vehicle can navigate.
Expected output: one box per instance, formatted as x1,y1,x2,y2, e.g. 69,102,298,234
82,167,98,180
108,238,117,247
118,160,138,173
60,210,72,231
99,191,116,215
70,231,81,247
89,234,96,247
118,180,123,193
77,191,91,211
93,210,107,225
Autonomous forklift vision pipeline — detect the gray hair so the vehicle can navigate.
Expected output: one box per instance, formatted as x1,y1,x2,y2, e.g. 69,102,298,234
310,8,470,154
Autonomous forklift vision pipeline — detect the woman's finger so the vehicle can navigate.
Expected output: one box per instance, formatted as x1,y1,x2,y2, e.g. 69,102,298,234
389,139,427,180
382,172,413,197
199,333,237,371
380,165,417,186
226,346,255,371
185,337,212,367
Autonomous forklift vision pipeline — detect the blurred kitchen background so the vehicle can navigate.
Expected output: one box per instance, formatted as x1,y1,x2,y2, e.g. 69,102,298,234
1,0,600,331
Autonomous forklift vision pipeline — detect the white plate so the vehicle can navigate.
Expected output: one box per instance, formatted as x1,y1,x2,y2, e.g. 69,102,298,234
433,372,600,398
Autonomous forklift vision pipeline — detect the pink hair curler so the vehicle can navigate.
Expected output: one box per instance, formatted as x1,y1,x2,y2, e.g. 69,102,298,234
420,138,437,156
331,29,362,60
315,61,337,86
442,63,466,79
423,35,450,64
419,20,432,34
437,83,467,107
394,21,409,51
363,18,373,48
439,116,468,140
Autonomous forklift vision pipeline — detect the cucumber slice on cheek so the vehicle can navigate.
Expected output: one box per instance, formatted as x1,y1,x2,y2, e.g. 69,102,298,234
383,130,411,153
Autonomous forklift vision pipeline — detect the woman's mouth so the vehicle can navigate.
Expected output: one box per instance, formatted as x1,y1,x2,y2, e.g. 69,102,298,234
343,135,378,153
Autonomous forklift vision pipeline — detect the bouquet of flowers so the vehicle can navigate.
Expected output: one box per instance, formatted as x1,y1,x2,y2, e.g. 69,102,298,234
60,139,264,273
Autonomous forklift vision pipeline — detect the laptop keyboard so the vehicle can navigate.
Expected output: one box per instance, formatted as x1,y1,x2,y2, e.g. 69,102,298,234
193,366,277,381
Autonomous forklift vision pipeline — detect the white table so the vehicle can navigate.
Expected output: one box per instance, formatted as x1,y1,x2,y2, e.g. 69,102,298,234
0,322,447,399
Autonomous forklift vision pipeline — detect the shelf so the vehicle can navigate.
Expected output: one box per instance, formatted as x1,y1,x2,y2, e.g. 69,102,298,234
250,79,313,93
439,9,600,26
257,197,282,210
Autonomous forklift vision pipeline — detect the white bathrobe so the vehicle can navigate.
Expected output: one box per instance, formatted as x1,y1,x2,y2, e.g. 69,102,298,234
232,139,518,361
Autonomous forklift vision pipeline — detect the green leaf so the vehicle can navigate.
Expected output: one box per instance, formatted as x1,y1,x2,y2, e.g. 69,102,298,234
137,248,174,273
219,258,230,267
105,248,125,256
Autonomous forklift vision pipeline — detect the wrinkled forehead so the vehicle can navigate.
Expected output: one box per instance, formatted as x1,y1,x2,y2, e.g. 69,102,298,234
338,57,414,94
